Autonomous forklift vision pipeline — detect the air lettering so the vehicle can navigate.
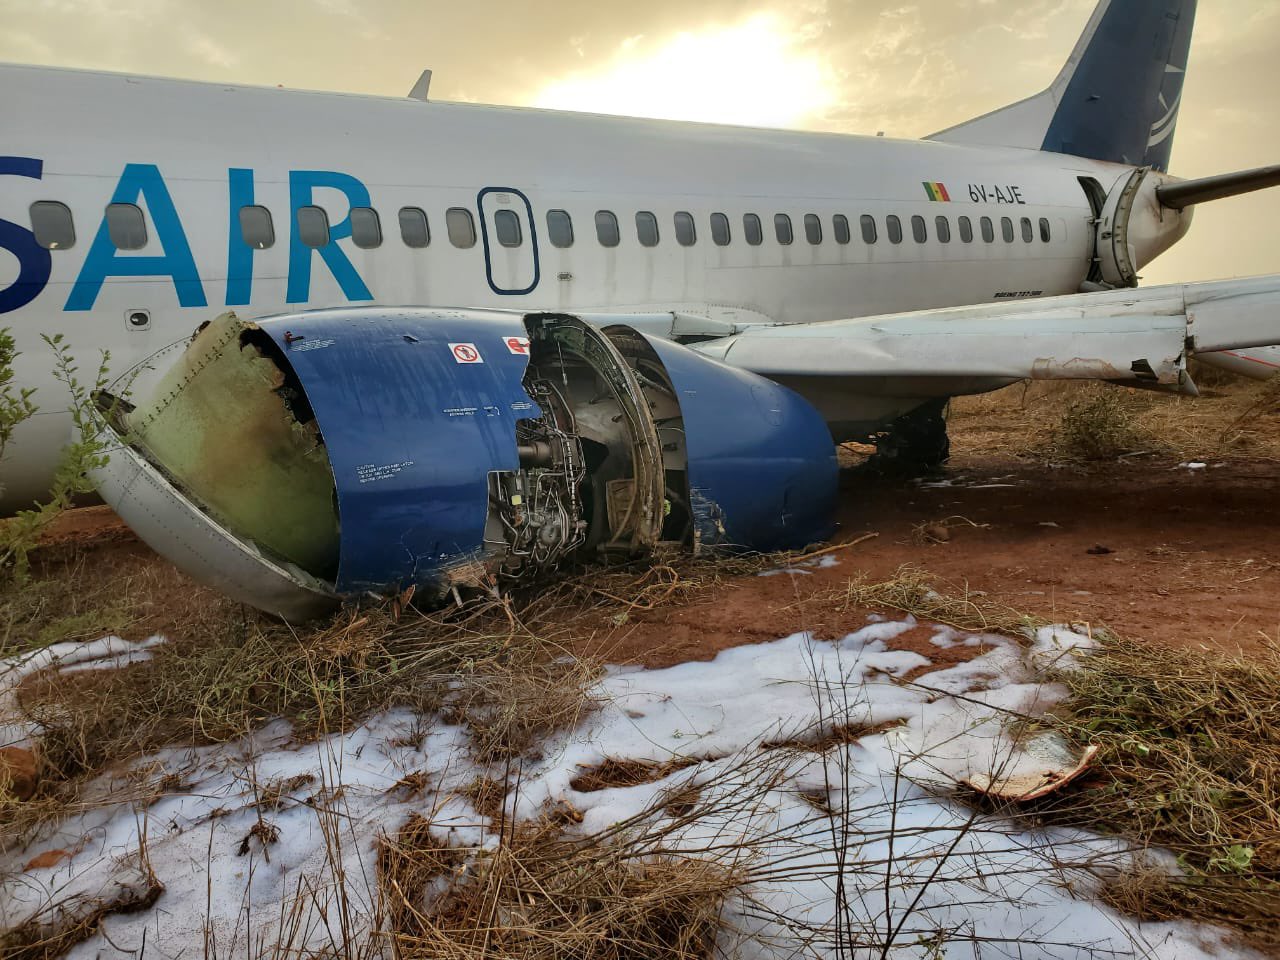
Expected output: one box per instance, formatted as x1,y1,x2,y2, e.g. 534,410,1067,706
0,157,52,315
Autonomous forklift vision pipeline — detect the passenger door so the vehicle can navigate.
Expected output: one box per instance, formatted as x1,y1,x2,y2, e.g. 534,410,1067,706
477,187,540,296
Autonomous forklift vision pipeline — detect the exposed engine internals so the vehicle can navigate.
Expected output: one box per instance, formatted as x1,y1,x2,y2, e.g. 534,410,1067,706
483,314,690,580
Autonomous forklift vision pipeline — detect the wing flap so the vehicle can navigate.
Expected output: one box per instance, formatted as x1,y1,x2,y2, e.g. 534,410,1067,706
695,276,1280,388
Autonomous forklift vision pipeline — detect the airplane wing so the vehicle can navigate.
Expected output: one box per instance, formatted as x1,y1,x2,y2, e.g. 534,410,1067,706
691,276,1280,395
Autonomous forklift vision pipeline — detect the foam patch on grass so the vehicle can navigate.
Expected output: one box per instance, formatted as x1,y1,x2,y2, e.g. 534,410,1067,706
0,623,1257,960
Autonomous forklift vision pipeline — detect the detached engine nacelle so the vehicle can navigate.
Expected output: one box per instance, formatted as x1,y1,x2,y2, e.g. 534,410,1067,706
92,309,836,621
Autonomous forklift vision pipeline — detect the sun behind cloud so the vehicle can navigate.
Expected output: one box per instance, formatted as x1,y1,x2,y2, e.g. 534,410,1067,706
531,12,839,129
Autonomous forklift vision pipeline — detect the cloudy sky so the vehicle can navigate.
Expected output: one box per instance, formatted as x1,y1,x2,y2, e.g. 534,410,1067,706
3,0,1276,285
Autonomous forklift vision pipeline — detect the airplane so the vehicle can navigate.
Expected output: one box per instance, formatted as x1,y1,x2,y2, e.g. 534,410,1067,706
1,0,1278,618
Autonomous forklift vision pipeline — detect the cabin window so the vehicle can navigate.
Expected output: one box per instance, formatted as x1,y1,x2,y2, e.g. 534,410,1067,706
744,213,763,246
935,216,951,243
911,215,927,243
958,216,973,243
635,211,659,247
774,213,793,245
595,210,620,248
494,209,523,248
350,207,383,249
106,203,147,250
447,207,477,248
1020,216,1034,243
237,206,274,250
803,214,822,245
833,214,850,245
1001,216,1015,243
29,201,75,250
399,207,431,248
674,211,697,246
296,206,329,249
1039,217,1052,243
980,216,995,243
860,214,877,244
886,215,903,244
546,209,573,248
710,212,731,246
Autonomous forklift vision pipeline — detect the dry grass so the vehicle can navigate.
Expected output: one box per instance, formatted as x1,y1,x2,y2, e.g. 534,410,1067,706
1041,632,1280,947
1,543,809,846
1042,386,1162,461
948,376,1280,464
377,814,741,960
799,565,1043,635
790,565,1280,945
372,748,798,960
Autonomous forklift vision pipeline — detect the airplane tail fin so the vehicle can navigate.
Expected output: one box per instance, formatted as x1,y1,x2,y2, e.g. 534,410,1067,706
930,0,1197,173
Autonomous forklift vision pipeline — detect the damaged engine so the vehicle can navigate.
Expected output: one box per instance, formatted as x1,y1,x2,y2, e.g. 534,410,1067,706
91,308,836,621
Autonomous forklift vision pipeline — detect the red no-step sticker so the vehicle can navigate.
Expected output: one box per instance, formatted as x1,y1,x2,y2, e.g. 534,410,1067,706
450,342,483,364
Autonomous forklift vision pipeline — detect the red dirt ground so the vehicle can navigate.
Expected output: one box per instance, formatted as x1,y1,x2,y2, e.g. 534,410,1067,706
25,451,1279,667
575,454,1280,667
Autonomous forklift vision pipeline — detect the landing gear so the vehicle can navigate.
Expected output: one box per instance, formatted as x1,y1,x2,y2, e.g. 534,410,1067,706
869,398,951,476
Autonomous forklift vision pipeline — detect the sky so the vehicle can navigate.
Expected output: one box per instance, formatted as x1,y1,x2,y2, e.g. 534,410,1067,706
2,0,1276,286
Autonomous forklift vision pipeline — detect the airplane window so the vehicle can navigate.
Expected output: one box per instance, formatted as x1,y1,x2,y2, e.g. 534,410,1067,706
237,205,274,250
860,215,877,244
350,207,383,249
595,210,620,248
674,211,697,247
911,215,927,243
1020,216,1034,243
980,216,995,243
774,213,793,245
1039,217,1052,243
106,203,147,250
636,211,659,247
447,207,477,248
935,216,951,243
744,213,763,246
29,201,75,250
1001,216,1015,243
886,215,902,244
399,207,431,248
833,214,850,245
546,209,573,248
710,212,731,246
804,214,822,245
297,206,330,248
958,216,973,243
494,209,523,248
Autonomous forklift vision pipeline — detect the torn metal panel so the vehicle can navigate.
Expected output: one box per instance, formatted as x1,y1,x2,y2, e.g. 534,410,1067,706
123,312,340,580
89,426,338,622
963,735,1100,802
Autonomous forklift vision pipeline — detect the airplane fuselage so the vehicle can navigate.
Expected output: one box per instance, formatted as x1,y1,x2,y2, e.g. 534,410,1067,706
0,62,1186,508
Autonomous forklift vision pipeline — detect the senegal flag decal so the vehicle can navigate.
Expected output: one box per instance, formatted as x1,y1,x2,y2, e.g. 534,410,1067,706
922,181,952,202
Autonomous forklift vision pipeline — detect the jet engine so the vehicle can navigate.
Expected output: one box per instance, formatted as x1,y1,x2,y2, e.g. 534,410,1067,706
91,309,836,621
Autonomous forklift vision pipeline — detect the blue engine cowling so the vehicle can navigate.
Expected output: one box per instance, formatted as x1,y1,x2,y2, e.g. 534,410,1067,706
95,307,837,618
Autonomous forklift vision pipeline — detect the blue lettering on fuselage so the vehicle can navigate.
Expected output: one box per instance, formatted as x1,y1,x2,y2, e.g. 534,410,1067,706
0,157,52,315
65,163,207,311
226,168,256,306
1,160,379,314
286,170,373,304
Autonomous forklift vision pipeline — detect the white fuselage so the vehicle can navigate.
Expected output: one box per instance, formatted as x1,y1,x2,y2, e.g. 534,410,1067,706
0,62,1186,508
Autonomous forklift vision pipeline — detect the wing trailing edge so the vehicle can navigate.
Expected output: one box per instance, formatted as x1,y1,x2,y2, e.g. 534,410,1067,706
694,275,1280,392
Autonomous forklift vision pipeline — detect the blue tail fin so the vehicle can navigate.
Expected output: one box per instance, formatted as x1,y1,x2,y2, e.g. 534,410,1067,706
930,0,1197,173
